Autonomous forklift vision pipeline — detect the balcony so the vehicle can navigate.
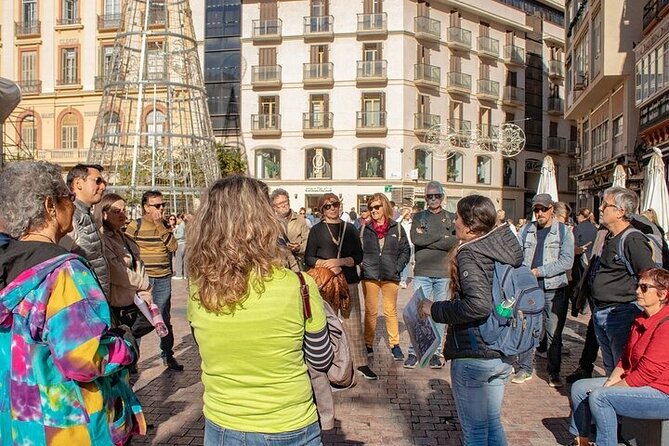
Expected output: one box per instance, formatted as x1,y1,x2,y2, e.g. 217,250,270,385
446,27,471,51
252,19,282,42
251,114,281,137
503,45,525,66
644,0,658,32
251,65,282,89
503,85,524,106
36,149,89,166
303,112,334,137
476,79,500,102
546,136,567,154
414,63,440,89
98,14,122,31
356,60,387,85
547,97,564,115
414,16,440,42
447,72,471,95
478,123,499,142
356,111,387,136
477,36,499,59
17,80,41,95
56,17,81,26
548,60,564,79
57,77,81,87
148,8,166,26
414,113,440,136
15,21,40,37
303,62,334,87
303,16,333,40
447,119,472,147
356,13,387,37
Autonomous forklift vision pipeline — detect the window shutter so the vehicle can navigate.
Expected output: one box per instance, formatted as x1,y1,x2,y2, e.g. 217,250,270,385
260,0,278,20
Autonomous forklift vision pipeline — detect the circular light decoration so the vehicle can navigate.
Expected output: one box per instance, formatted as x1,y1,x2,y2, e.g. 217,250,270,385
312,152,326,175
424,123,460,160
497,122,526,158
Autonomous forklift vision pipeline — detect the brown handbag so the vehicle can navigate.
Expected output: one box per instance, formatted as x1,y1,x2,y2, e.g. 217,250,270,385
305,267,351,316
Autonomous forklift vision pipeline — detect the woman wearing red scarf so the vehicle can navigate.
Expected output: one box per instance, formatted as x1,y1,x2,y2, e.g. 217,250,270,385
359,193,411,361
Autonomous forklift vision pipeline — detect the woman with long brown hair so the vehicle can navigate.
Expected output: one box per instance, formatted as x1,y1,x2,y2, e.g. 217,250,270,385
186,176,332,445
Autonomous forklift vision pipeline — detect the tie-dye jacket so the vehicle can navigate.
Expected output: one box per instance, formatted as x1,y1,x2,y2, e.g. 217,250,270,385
0,253,146,446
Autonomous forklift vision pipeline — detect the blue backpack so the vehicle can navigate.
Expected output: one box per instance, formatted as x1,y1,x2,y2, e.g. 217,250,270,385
469,262,545,356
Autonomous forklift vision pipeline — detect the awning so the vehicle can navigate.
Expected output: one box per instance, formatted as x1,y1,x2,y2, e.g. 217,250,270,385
0,78,21,123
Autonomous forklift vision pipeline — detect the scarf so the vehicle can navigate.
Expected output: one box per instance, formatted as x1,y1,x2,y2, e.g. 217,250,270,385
371,219,390,239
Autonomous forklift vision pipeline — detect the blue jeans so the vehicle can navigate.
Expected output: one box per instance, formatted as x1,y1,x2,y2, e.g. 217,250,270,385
149,275,175,359
570,377,669,446
204,419,322,446
408,276,449,355
517,288,568,374
592,302,641,375
451,358,513,446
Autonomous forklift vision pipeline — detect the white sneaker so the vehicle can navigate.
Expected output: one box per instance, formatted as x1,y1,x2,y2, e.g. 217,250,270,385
399,281,407,289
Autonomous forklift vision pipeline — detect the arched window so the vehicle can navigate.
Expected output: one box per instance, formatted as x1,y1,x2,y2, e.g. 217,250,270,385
415,148,432,180
503,158,517,187
306,147,332,179
20,114,37,152
358,147,385,179
103,111,120,146
476,156,492,184
255,148,281,179
61,112,79,150
446,151,463,183
146,109,165,147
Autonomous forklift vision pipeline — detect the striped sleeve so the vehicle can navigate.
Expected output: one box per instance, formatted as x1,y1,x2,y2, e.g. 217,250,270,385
304,326,334,371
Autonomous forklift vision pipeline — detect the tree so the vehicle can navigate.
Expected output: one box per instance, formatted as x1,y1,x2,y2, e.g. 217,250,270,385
217,144,247,177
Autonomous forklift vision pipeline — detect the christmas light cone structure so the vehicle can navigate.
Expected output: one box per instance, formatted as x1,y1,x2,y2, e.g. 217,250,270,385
88,0,219,211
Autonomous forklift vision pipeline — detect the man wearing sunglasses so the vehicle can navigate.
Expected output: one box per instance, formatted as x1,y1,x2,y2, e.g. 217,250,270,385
515,193,574,388
61,163,111,297
126,190,181,371
404,181,458,370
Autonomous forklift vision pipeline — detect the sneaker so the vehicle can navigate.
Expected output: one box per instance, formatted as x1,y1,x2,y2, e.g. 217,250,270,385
356,366,378,380
366,345,374,357
548,373,563,388
511,370,533,384
163,356,184,371
566,367,593,384
403,354,418,369
391,345,404,361
429,355,443,369
399,281,407,289
536,349,548,359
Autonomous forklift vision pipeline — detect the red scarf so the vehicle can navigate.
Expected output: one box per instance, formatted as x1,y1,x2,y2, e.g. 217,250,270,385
371,219,390,239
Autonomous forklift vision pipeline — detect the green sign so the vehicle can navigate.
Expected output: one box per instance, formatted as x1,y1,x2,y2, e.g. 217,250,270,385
384,185,393,193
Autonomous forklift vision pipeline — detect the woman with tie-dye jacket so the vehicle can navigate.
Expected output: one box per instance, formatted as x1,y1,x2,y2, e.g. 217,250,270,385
0,161,145,446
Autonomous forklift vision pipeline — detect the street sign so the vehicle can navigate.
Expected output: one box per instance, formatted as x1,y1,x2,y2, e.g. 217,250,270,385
384,185,393,193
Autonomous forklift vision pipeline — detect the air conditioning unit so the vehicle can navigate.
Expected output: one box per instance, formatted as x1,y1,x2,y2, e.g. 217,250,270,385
574,73,587,90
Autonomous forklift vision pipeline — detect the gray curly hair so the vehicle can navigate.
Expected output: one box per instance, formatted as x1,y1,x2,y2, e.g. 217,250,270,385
0,161,70,238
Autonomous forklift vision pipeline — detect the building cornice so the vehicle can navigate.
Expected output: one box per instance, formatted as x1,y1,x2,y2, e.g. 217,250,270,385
425,0,533,33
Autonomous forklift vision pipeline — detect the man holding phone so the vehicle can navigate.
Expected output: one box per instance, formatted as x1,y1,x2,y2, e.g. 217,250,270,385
271,188,310,270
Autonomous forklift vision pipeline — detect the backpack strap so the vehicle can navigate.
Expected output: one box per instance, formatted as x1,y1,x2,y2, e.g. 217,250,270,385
132,217,143,241
616,227,644,280
296,271,312,319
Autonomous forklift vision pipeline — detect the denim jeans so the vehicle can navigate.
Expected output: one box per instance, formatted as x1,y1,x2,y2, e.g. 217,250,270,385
517,288,568,374
204,419,322,446
592,302,641,375
149,275,175,359
407,276,449,355
451,358,513,446
570,377,669,446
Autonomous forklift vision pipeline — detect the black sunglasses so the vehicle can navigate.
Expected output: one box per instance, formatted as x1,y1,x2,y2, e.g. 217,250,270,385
638,283,659,293
533,206,552,213
370,204,383,211
148,203,166,209
88,176,106,185
426,194,443,200
322,201,340,211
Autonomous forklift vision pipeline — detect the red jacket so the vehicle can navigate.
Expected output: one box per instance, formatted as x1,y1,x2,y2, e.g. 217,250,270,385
618,304,669,394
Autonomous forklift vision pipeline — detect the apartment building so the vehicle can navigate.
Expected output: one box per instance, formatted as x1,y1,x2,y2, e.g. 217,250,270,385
565,0,643,212
240,0,575,218
636,0,669,160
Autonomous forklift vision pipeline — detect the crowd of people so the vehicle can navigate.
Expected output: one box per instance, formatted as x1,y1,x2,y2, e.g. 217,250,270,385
1,160,668,446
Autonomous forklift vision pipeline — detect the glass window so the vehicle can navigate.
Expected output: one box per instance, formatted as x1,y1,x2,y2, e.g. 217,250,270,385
636,60,642,104
255,148,281,179
61,113,78,150
21,115,37,152
415,148,433,180
146,41,165,80
21,51,37,81
358,147,385,178
22,0,37,23
503,158,517,186
306,147,332,179
476,156,492,184
146,109,165,147
61,48,78,83
104,112,120,146
446,152,463,183
104,0,121,15
62,0,78,22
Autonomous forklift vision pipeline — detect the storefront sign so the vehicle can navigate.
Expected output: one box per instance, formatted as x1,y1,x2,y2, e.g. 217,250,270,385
305,186,332,193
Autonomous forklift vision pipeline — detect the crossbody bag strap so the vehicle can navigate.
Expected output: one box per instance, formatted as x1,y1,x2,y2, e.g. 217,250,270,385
296,271,312,319
337,222,345,259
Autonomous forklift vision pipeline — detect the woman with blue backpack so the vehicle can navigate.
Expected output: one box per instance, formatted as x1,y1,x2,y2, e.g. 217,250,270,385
420,194,525,445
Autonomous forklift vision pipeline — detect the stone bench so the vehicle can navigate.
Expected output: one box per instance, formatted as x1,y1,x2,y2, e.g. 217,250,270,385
620,417,669,445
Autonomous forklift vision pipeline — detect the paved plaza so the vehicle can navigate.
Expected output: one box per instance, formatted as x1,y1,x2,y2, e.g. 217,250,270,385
131,279,598,446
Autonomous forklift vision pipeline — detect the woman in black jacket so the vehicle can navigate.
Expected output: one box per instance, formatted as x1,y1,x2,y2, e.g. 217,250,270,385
360,193,411,361
420,195,523,446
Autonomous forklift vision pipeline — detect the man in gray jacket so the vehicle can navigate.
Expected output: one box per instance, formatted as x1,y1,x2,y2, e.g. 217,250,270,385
60,164,110,296
515,193,574,388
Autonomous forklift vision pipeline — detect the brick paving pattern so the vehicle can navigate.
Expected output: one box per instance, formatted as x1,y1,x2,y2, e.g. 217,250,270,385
131,279,600,445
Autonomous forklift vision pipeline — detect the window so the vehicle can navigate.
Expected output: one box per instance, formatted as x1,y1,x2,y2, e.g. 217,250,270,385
20,50,37,81
258,96,279,129
103,111,120,146
308,94,330,128
568,164,578,192
255,148,281,179
60,47,78,84
358,147,385,178
360,92,385,128
61,113,79,150
306,147,332,179
446,152,463,183
525,158,541,191
636,60,642,104
101,46,118,79
582,120,590,167
591,120,608,164
591,9,601,76
104,0,121,15
476,156,492,184
612,115,623,155
146,41,165,80
61,0,78,24
21,115,37,152
146,109,165,147
22,0,37,23
503,159,517,186
415,148,433,180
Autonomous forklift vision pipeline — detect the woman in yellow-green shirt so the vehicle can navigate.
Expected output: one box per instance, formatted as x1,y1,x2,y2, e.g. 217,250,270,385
186,176,333,446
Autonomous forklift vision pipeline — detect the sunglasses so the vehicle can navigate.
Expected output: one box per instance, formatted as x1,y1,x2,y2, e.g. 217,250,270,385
322,201,340,211
638,283,659,293
88,176,106,186
369,204,383,211
148,203,166,209
426,194,443,200
533,206,552,213
61,191,76,202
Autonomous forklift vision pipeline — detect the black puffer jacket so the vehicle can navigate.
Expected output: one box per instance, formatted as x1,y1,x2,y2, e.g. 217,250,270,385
359,220,411,282
431,224,523,360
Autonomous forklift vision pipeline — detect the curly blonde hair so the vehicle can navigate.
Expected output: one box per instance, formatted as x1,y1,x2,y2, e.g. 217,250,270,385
186,175,284,313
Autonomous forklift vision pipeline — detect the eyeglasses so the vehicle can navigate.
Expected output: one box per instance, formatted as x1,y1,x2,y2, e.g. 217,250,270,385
600,202,620,212
638,283,659,293
533,206,552,214
426,194,443,200
61,191,76,202
88,176,106,186
370,204,383,211
322,201,340,211
148,202,166,209
273,200,290,208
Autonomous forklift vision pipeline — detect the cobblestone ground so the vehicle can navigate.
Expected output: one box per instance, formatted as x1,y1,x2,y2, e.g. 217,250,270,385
131,278,600,445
